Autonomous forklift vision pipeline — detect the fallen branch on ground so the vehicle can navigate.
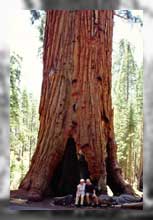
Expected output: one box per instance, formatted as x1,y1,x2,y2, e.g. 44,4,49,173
112,202,143,209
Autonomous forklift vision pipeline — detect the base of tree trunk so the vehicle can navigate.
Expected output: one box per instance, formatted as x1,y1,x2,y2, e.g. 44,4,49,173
19,139,135,201
11,189,30,200
106,140,135,196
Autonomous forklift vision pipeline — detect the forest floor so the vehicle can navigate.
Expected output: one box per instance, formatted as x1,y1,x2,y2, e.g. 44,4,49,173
9,200,111,211
10,190,143,211
9,190,107,210
10,199,142,211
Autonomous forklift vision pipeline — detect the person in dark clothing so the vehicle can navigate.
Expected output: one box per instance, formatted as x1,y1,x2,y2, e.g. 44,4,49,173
85,179,99,206
77,150,90,180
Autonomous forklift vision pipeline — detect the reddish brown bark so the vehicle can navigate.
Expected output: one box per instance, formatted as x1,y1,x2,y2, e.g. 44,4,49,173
19,10,134,201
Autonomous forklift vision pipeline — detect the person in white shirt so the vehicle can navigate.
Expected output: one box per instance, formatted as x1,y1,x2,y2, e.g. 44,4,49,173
75,179,85,206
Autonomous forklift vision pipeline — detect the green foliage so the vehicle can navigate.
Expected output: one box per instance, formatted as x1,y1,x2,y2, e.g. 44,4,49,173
10,53,22,125
115,10,143,26
30,10,41,24
30,10,46,58
112,39,143,186
10,54,39,190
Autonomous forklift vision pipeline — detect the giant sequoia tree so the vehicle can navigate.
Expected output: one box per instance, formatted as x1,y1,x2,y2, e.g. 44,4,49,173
19,10,134,201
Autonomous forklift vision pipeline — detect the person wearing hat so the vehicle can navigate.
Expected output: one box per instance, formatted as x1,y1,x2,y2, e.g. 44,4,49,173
75,179,86,207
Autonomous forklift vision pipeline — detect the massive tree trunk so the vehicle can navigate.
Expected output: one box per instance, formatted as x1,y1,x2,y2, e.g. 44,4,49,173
19,10,134,201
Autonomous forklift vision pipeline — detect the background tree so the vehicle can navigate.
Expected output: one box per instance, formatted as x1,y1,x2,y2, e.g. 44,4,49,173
10,53,22,128
10,53,22,189
30,10,46,58
112,39,143,188
10,53,39,189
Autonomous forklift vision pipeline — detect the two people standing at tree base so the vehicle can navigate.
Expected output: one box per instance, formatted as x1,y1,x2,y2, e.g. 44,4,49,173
75,178,99,207
75,149,99,207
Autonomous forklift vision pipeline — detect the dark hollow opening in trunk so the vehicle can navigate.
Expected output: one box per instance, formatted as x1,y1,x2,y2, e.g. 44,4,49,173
50,137,85,196
77,150,90,180
50,137,80,196
50,137,89,197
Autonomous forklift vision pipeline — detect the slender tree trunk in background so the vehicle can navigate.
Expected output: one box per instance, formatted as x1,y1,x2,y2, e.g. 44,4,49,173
139,169,143,192
128,139,132,184
19,10,134,201
29,139,32,166
29,113,33,166
138,128,143,191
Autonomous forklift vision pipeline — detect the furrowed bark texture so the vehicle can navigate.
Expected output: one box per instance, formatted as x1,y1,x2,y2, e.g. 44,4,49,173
19,10,134,201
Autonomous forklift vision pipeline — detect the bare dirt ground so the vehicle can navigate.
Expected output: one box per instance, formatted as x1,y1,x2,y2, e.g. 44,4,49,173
10,190,103,210
10,190,143,211
9,201,110,211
